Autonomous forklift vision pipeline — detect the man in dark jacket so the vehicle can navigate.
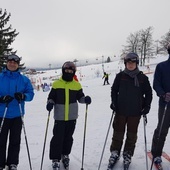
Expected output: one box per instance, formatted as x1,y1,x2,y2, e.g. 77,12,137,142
0,54,34,170
46,61,91,170
107,52,152,170
151,44,170,166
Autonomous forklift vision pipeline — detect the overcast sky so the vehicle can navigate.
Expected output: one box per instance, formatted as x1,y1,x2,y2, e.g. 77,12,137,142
1,0,170,68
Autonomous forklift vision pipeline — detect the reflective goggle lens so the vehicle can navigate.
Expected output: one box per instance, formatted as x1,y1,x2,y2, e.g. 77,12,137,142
7,55,20,62
125,58,137,63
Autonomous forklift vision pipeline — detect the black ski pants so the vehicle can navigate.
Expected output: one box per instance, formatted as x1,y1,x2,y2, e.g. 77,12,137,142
0,117,22,168
110,114,141,156
50,120,76,160
151,104,170,157
103,78,109,85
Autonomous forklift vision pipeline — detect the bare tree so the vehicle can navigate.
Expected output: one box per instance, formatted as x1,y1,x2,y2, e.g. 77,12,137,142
159,29,170,53
106,56,111,63
125,31,141,53
139,26,154,66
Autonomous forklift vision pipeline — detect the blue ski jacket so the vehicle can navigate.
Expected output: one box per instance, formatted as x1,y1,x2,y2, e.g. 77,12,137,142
153,55,170,106
0,68,34,118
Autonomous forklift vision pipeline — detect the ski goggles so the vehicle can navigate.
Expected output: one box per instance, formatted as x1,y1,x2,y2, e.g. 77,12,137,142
124,58,138,63
7,55,20,63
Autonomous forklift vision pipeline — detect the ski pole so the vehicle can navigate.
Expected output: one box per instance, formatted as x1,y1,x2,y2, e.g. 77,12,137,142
81,104,88,170
150,103,168,170
0,103,8,134
18,102,33,170
98,111,115,170
143,114,148,170
40,111,51,170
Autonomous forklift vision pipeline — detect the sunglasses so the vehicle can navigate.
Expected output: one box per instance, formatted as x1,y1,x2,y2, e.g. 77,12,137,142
7,55,20,62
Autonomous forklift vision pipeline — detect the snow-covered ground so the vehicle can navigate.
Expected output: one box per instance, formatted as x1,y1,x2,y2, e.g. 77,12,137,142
17,55,170,170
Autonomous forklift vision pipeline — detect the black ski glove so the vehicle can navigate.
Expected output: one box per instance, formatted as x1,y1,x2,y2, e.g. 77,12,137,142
14,92,25,101
110,103,116,111
141,105,150,115
163,92,170,103
84,96,91,104
46,101,54,112
0,95,14,104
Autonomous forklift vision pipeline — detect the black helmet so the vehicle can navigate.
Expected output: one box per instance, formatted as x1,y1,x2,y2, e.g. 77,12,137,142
124,52,139,64
62,61,76,81
62,61,76,72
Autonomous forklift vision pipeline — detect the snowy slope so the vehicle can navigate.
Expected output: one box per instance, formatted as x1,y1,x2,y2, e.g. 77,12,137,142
17,55,170,170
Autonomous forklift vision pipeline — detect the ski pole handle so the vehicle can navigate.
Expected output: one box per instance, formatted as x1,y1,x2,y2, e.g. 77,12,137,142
143,114,147,124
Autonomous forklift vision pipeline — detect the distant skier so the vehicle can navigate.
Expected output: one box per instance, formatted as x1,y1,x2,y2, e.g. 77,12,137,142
46,61,91,170
151,43,170,167
102,72,110,85
107,52,152,170
43,83,50,92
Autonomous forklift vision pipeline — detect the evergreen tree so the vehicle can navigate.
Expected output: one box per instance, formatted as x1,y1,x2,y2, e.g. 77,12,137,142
106,56,111,63
0,8,21,71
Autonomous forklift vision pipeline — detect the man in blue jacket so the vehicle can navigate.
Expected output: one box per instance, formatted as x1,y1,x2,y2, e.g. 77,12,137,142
151,43,170,166
0,54,34,170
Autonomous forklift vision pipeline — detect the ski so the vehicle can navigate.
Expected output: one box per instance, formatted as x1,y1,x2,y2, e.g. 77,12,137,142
162,152,170,162
147,151,163,170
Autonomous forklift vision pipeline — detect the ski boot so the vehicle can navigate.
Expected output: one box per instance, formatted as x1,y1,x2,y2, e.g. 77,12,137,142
8,164,17,170
107,150,119,170
123,151,132,170
52,160,60,170
62,155,70,170
154,157,163,170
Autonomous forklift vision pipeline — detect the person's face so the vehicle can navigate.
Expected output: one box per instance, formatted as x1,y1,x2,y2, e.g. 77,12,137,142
7,60,19,71
126,61,137,71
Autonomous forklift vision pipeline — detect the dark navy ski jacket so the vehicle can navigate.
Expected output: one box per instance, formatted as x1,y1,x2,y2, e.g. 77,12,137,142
153,55,170,106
